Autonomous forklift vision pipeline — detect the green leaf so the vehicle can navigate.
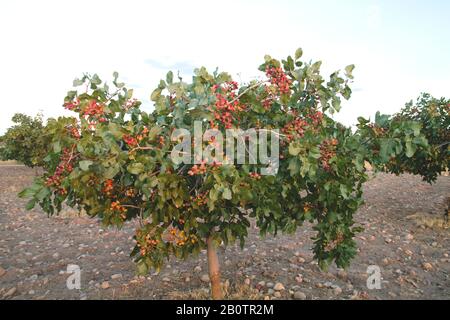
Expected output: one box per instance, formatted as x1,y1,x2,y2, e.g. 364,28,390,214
340,185,349,199
166,71,173,85
222,187,232,200
127,162,145,175
405,141,416,158
91,74,102,85
137,261,148,275
52,141,61,153
288,158,300,176
295,48,303,60
151,88,162,101
79,160,93,171
73,78,84,87
379,139,395,162
345,64,355,79
25,199,36,210
289,143,301,156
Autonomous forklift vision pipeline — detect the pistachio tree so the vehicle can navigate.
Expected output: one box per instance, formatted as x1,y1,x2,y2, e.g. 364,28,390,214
20,49,433,299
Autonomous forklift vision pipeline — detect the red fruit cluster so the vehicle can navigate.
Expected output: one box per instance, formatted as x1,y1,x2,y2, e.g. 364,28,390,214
249,172,262,180
63,98,81,112
188,161,207,176
191,191,208,206
67,125,81,140
136,230,160,256
303,202,313,212
125,188,136,197
123,134,138,147
158,136,165,147
209,81,245,129
65,98,107,128
308,111,324,126
123,127,151,148
324,232,344,252
102,179,114,196
83,100,104,117
45,147,76,190
282,117,308,142
265,66,291,95
319,138,338,171
111,200,127,213
124,98,138,110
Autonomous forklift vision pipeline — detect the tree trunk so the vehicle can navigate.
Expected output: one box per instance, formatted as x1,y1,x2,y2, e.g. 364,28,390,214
206,236,223,299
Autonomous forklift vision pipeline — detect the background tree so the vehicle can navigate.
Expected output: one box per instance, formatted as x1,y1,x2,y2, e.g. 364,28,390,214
357,93,449,183
0,113,49,168
20,49,436,299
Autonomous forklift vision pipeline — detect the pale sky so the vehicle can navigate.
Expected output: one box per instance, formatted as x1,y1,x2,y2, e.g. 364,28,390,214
0,0,449,134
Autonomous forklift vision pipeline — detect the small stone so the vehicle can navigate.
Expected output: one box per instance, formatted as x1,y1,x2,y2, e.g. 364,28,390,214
200,274,210,283
295,275,303,283
388,292,397,298
4,287,17,298
297,257,306,264
52,252,60,259
111,273,122,280
244,278,251,286
266,282,274,288
264,296,271,300
274,282,285,291
293,291,307,300
267,289,274,295
405,234,414,241
223,279,230,291
28,290,35,295
422,262,433,271
273,291,281,298
333,287,343,295
185,276,191,282
19,241,27,245
162,277,170,282
337,270,347,280
258,281,266,287
0,266,6,277
194,266,202,273
101,281,110,289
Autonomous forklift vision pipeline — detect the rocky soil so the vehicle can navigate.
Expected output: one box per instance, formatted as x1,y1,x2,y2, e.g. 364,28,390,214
0,166,449,300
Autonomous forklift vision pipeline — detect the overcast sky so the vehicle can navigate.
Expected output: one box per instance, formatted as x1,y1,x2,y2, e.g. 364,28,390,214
0,0,449,134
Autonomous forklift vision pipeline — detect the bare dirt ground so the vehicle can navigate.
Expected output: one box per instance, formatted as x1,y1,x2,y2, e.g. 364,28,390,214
0,165,449,300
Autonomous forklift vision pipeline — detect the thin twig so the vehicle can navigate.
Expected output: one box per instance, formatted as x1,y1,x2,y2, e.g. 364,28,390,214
229,81,266,105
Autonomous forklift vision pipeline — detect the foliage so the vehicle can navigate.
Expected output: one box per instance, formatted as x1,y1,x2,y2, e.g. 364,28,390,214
357,93,449,183
0,113,49,167
19,49,435,275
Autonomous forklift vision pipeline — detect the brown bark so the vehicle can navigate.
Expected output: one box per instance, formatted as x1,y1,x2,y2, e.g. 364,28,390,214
206,236,223,299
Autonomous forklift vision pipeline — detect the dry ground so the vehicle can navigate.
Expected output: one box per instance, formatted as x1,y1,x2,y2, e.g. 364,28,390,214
0,165,449,300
